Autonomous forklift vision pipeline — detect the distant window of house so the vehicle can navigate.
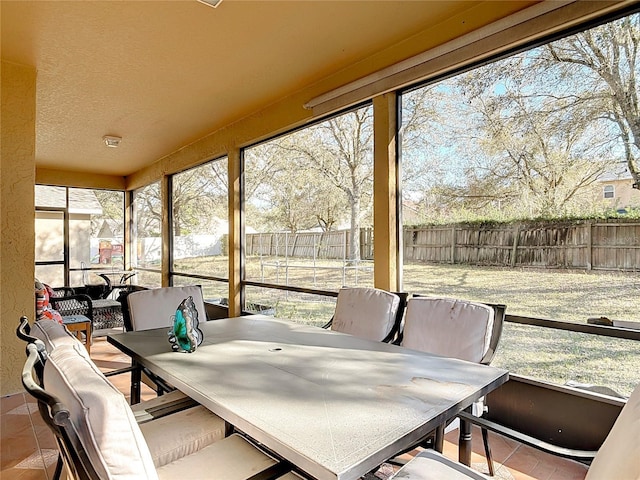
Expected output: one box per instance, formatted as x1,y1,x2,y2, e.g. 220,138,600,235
35,186,125,287
603,185,615,199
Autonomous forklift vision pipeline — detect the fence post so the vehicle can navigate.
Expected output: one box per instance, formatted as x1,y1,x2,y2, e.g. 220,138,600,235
313,233,317,286
586,221,593,270
511,224,520,268
343,230,347,285
450,226,456,264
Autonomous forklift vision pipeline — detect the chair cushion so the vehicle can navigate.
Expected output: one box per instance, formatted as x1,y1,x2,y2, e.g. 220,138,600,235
331,287,400,341
44,344,159,480
127,286,207,332
139,404,227,468
402,297,494,363
62,314,92,325
155,433,278,480
392,449,488,479
31,319,87,355
585,383,640,480
131,390,192,423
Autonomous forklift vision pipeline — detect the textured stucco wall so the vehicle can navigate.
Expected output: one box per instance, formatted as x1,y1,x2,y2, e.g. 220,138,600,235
1,61,37,396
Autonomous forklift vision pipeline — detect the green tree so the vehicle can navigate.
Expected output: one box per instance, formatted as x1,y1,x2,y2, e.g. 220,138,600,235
401,13,638,221
290,107,374,261
544,13,640,188
92,190,125,237
172,159,228,236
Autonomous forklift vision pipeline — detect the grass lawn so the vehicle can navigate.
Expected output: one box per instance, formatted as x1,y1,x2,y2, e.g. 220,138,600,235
174,255,640,396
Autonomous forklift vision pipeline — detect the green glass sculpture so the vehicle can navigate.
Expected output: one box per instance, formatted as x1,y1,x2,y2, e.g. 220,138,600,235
168,296,204,353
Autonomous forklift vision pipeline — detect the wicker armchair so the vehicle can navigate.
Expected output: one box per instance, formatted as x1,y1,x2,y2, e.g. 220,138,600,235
49,293,93,321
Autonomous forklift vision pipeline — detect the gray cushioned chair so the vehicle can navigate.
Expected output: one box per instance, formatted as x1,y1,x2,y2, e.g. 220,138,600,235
390,380,640,480
393,296,503,472
324,287,405,343
124,285,208,402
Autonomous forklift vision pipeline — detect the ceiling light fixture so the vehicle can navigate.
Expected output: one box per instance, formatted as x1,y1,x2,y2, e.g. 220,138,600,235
196,0,222,8
103,135,122,148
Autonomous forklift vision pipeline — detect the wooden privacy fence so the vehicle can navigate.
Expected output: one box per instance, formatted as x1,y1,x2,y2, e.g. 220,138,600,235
403,221,640,271
244,220,640,271
245,229,373,260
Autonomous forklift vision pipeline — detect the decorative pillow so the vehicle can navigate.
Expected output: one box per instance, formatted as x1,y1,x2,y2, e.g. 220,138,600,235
167,296,204,353
35,279,63,324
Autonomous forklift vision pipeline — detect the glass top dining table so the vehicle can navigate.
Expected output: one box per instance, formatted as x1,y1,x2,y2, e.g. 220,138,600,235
108,315,508,480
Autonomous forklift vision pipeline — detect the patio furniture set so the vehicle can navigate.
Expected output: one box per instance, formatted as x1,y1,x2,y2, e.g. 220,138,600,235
18,286,639,480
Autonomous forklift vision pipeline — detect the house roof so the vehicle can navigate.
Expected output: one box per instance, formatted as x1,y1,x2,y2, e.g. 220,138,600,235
35,186,103,215
599,162,634,182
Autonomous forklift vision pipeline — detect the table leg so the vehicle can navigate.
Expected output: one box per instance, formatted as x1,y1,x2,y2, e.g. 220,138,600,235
85,322,91,355
458,405,473,466
130,359,141,405
434,424,445,452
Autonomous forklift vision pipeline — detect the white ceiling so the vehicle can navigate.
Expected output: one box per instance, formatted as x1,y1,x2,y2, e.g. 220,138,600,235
1,1,533,177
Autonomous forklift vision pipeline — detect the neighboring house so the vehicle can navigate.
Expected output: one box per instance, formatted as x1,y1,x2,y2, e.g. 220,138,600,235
597,163,639,211
35,188,103,286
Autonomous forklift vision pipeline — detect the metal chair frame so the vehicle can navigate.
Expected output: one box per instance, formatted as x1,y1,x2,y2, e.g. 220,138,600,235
17,317,102,480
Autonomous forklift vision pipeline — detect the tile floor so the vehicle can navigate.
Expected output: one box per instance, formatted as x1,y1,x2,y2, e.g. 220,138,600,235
1,335,589,480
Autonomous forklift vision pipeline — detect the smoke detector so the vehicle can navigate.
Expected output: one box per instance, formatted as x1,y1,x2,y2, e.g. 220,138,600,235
103,135,122,148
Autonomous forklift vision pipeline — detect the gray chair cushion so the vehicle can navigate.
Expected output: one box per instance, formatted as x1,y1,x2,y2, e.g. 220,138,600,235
402,297,494,363
155,433,279,480
585,383,640,480
127,286,207,332
331,287,400,341
392,449,488,480
30,319,88,356
138,403,227,468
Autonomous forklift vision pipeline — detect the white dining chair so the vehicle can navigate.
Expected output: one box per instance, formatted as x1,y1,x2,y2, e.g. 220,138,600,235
400,296,495,363
124,285,209,402
19,329,287,480
326,286,404,342
127,285,207,332
20,317,229,480
395,296,499,471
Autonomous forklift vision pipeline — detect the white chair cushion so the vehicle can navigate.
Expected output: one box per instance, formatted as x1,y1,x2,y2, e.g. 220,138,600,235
402,297,494,363
127,286,207,332
585,383,640,480
392,449,488,479
331,287,400,341
139,404,227,468
155,433,278,480
31,319,89,356
131,390,191,423
44,344,159,480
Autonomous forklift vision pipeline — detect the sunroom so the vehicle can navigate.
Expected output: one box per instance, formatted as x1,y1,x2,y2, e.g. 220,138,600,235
2,1,639,479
